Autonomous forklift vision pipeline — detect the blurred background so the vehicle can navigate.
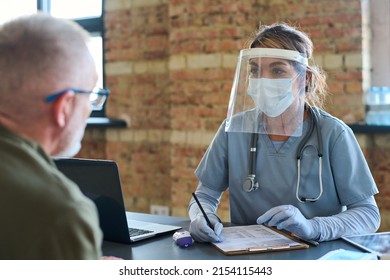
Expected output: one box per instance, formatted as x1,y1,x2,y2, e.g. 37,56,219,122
2,0,390,231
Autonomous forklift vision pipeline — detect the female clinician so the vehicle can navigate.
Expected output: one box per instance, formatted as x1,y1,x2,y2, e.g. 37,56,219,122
188,23,380,243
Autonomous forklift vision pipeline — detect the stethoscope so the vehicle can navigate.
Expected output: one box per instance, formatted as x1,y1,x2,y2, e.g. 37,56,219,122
242,105,324,203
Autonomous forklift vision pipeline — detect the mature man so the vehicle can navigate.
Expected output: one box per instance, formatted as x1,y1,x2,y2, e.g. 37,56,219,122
0,13,109,259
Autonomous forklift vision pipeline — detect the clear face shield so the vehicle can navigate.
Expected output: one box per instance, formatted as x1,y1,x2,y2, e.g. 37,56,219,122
225,48,308,137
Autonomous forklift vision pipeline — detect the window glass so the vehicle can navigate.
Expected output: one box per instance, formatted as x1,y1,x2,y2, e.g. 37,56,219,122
87,35,104,88
0,0,36,24
50,0,102,19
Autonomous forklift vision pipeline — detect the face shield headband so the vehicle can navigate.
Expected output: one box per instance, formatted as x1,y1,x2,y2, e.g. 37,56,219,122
225,48,308,137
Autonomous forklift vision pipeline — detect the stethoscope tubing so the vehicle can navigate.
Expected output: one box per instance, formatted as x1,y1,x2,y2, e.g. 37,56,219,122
296,105,323,202
244,105,324,203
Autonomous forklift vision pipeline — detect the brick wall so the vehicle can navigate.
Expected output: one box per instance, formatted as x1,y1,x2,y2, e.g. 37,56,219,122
77,0,390,231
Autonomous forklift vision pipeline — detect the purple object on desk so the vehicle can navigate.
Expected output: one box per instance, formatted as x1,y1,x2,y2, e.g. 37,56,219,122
173,231,194,248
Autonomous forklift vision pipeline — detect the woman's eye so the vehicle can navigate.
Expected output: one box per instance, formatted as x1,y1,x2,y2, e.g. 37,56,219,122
271,68,286,76
250,67,260,75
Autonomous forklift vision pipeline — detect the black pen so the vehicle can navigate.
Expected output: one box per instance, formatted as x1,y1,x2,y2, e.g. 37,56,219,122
192,192,213,229
291,233,319,247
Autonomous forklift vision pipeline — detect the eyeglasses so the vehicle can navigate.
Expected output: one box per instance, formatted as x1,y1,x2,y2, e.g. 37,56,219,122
44,87,110,110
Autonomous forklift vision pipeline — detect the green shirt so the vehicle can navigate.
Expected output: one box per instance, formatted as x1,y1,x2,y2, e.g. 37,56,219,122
0,125,103,259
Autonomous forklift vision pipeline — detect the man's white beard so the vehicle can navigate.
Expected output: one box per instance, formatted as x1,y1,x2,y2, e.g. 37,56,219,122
52,127,84,158
53,141,81,158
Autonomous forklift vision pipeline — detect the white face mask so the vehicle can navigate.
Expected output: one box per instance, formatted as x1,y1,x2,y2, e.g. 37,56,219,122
247,78,294,117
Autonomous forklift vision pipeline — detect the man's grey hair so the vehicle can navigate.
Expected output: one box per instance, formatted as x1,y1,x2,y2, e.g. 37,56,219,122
0,12,93,111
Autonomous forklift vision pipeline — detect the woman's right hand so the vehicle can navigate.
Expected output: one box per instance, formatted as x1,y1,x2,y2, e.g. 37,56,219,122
189,213,224,243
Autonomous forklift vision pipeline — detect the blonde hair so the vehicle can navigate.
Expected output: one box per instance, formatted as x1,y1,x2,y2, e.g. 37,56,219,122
249,23,328,108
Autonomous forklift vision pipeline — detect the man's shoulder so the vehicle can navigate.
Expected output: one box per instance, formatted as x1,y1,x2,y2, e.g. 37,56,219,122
0,154,102,259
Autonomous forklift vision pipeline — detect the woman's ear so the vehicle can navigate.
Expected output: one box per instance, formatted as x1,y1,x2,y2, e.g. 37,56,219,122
52,91,75,128
305,72,312,92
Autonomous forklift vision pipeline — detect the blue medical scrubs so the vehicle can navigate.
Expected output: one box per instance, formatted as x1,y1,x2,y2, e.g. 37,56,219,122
195,108,378,225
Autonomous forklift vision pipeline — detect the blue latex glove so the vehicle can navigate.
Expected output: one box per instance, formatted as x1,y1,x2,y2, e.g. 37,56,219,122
189,213,224,243
256,205,318,240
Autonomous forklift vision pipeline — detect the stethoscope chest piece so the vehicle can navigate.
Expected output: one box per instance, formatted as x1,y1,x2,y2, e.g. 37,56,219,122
243,174,259,192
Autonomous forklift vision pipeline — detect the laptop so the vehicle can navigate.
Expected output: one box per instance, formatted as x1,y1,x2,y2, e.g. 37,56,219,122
54,158,181,244
342,232,390,260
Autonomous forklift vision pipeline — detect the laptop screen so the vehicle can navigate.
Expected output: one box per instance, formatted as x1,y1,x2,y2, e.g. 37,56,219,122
54,158,131,243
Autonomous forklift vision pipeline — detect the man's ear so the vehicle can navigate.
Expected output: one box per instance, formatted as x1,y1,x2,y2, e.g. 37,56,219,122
52,91,75,128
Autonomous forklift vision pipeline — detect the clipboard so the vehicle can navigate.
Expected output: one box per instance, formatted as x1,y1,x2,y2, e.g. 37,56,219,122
211,224,309,255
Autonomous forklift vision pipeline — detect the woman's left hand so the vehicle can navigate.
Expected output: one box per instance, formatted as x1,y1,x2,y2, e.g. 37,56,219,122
256,205,318,240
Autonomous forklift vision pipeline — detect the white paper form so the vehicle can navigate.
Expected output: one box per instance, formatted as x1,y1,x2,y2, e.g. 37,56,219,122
212,224,302,253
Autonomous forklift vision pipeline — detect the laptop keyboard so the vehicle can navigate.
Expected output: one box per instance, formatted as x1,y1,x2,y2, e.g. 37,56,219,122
128,227,154,237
